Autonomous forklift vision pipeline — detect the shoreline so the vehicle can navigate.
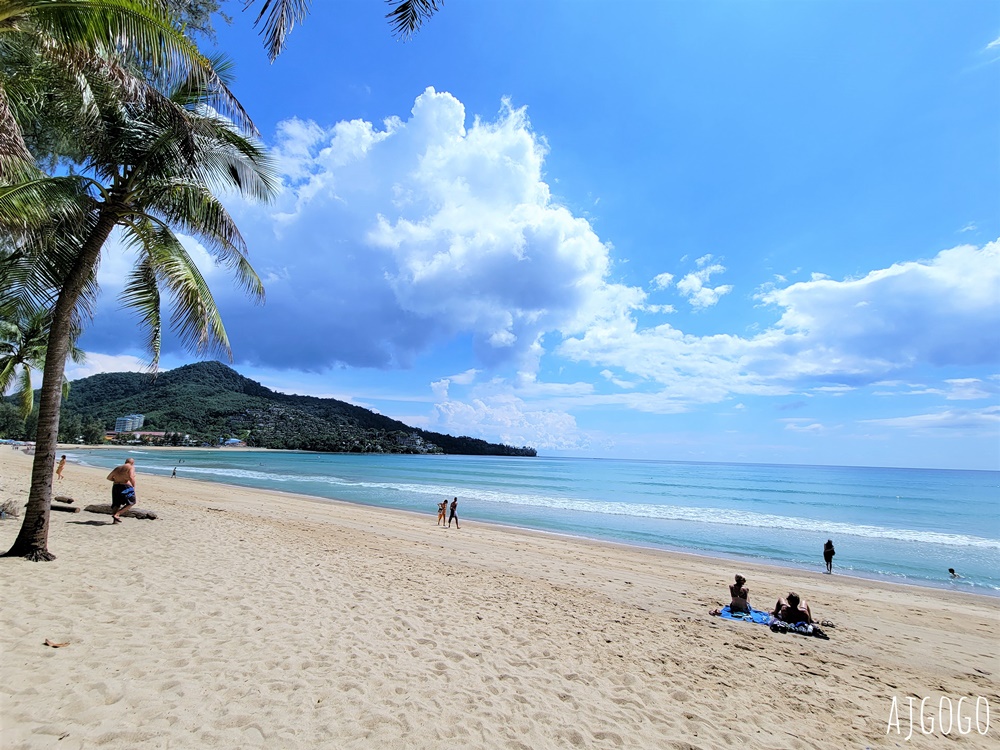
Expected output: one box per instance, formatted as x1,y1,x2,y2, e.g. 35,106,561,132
61,444,999,599
54,441,1000,471
4,449,997,748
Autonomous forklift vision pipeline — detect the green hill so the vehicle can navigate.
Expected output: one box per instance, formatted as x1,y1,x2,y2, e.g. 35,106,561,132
57,361,536,456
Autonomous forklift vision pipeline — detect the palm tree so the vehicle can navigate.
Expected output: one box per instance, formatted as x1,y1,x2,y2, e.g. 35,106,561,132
0,307,85,419
2,50,277,560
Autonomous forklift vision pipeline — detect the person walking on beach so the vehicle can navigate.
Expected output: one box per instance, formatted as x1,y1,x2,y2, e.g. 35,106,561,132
171,466,177,478
436,499,447,526
55,455,67,480
107,458,137,524
823,539,835,574
448,497,460,529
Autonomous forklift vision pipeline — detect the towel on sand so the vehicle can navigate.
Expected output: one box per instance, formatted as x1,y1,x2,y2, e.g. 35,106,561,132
714,605,772,625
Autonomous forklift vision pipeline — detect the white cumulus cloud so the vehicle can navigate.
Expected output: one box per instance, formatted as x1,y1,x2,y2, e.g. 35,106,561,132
214,88,637,372
676,255,734,309
558,239,1000,404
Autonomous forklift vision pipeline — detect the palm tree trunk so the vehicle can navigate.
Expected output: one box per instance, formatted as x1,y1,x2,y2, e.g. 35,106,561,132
4,209,119,560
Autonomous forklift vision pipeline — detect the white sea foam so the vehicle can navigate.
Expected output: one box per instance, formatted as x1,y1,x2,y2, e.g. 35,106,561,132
185,467,313,482
238,473,1000,551
95,455,1000,552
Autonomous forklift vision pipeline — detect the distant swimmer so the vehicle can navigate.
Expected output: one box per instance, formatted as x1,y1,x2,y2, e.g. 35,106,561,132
823,539,835,574
948,568,961,579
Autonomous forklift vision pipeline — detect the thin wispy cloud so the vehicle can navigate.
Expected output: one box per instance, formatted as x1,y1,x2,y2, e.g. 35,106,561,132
862,406,1000,431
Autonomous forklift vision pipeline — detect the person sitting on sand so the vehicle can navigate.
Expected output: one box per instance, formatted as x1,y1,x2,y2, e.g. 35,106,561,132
436,499,447,526
729,574,750,613
772,592,812,624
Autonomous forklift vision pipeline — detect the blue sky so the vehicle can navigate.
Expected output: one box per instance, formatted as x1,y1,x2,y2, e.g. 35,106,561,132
70,1,999,470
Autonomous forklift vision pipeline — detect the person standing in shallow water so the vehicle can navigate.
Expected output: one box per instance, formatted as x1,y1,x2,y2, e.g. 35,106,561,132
448,497,459,529
823,539,835,573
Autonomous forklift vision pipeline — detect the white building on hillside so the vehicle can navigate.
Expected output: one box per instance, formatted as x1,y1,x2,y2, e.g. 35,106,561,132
114,414,145,433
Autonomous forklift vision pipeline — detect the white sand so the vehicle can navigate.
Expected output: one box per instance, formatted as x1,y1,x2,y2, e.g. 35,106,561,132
1,449,997,749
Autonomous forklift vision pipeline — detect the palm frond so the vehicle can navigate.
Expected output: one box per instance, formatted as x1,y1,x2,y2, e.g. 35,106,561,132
118,222,163,363
0,357,18,399
0,83,37,180
14,363,34,418
385,0,442,40
0,175,94,233
121,219,233,362
245,0,311,63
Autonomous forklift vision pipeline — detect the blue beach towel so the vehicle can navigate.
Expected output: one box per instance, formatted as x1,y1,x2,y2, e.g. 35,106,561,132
716,605,771,625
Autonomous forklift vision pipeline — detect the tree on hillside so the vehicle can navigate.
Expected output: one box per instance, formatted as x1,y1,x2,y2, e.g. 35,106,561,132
0,401,23,437
2,35,276,560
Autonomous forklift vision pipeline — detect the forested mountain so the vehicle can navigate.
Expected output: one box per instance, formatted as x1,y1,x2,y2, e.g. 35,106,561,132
54,361,536,456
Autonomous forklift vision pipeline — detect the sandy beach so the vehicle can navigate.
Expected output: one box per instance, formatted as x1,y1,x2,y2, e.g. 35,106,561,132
1,449,997,749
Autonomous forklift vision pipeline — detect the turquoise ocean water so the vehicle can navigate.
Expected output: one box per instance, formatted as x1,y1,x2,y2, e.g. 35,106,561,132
70,450,1000,595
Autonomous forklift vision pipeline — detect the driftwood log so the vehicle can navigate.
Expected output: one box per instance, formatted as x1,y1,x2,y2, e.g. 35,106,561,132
54,496,75,504
50,504,80,513
83,504,158,520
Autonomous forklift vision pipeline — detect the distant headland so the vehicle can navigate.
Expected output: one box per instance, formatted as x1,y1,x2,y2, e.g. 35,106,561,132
50,361,536,457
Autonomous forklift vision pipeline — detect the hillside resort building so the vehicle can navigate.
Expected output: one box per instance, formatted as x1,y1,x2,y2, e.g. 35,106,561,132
114,414,145,433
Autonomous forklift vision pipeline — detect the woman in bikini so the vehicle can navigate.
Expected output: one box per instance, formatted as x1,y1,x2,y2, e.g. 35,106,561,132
436,499,448,526
710,574,751,616
729,574,751,613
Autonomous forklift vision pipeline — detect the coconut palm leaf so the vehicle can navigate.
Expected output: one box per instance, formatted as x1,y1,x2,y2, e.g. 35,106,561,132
385,0,442,40
242,0,443,62
119,217,233,364
0,0,255,179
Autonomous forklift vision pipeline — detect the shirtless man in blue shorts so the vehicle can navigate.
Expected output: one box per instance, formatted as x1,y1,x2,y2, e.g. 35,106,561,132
107,458,137,524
